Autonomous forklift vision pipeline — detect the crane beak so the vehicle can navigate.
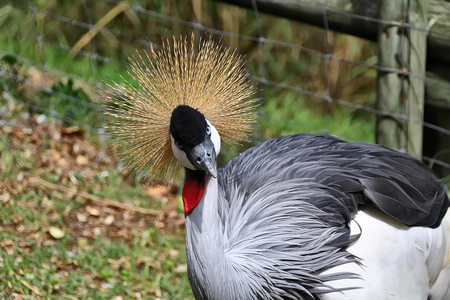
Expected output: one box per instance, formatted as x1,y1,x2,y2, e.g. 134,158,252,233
188,139,218,178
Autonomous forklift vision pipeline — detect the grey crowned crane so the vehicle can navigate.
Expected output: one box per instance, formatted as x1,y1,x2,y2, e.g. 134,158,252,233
104,35,450,299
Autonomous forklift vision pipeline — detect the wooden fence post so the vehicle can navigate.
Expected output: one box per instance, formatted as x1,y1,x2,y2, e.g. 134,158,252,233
376,1,405,152
376,0,428,158
406,0,428,158
221,0,448,176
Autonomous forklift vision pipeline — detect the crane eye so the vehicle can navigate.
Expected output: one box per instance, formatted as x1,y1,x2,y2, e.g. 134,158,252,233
175,141,183,149
206,126,211,135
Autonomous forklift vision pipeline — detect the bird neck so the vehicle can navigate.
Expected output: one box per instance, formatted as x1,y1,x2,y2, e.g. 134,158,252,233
183,168,222,233
183,170,227,299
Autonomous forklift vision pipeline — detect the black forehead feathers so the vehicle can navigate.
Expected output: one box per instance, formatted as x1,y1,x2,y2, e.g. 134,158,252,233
170,105,207,147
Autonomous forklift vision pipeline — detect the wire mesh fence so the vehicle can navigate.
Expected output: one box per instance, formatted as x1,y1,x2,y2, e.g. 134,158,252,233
1,0,449,178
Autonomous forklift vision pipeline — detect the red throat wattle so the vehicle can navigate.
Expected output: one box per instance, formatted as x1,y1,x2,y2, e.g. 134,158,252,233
182,175,207,214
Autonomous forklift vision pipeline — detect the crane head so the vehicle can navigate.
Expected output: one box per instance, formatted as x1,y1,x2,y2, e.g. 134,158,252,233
170,105,220,178
103,34,258,182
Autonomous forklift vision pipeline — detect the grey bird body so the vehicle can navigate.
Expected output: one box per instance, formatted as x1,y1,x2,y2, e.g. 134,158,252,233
104,36,450,300
185,133,450,300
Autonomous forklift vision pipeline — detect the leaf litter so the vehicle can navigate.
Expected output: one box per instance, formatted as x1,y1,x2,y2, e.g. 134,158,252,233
0,116,189,298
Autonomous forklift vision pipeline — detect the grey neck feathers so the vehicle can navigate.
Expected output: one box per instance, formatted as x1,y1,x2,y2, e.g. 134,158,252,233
184,176,229,299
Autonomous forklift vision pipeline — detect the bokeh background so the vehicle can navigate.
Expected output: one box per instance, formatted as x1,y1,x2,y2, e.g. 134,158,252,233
0,0,449,298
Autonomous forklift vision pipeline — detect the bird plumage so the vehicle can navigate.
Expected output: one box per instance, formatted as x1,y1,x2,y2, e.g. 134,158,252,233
185,133,450,299
103,35,450,299
219,134,448,228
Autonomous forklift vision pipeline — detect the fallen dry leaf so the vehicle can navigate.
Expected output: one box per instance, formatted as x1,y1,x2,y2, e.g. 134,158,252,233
76,155,89,166
146,184,176,199
0,239,15,247
175,264,187,273
169,249,180,257
76,212,88,222
86,206,100,216
103,214,115,225
77,237,90,250
0,192,11,203
48,226,65,239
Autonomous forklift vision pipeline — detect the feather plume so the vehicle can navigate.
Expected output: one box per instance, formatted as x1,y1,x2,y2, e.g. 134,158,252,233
103,35,258,182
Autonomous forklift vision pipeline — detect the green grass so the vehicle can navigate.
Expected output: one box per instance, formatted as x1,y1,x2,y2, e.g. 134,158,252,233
0,123,193,299
0,231,191,298
0,1,378,143
260,92,375,142
0,1,410,298
0,7,378,297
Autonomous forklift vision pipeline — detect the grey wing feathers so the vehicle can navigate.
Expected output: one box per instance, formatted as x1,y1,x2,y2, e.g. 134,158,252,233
215,133,449,298
219,133,449,229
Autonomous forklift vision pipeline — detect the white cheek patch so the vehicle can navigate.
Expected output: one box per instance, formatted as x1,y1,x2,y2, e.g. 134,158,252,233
171,135,196,170
170,120,221,170
206,120,221,156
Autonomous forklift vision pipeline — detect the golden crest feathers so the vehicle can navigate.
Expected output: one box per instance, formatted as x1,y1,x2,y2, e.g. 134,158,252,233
103,35,258,182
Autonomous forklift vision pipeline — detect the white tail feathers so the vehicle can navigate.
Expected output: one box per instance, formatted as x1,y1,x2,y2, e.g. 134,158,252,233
429,209,450,300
